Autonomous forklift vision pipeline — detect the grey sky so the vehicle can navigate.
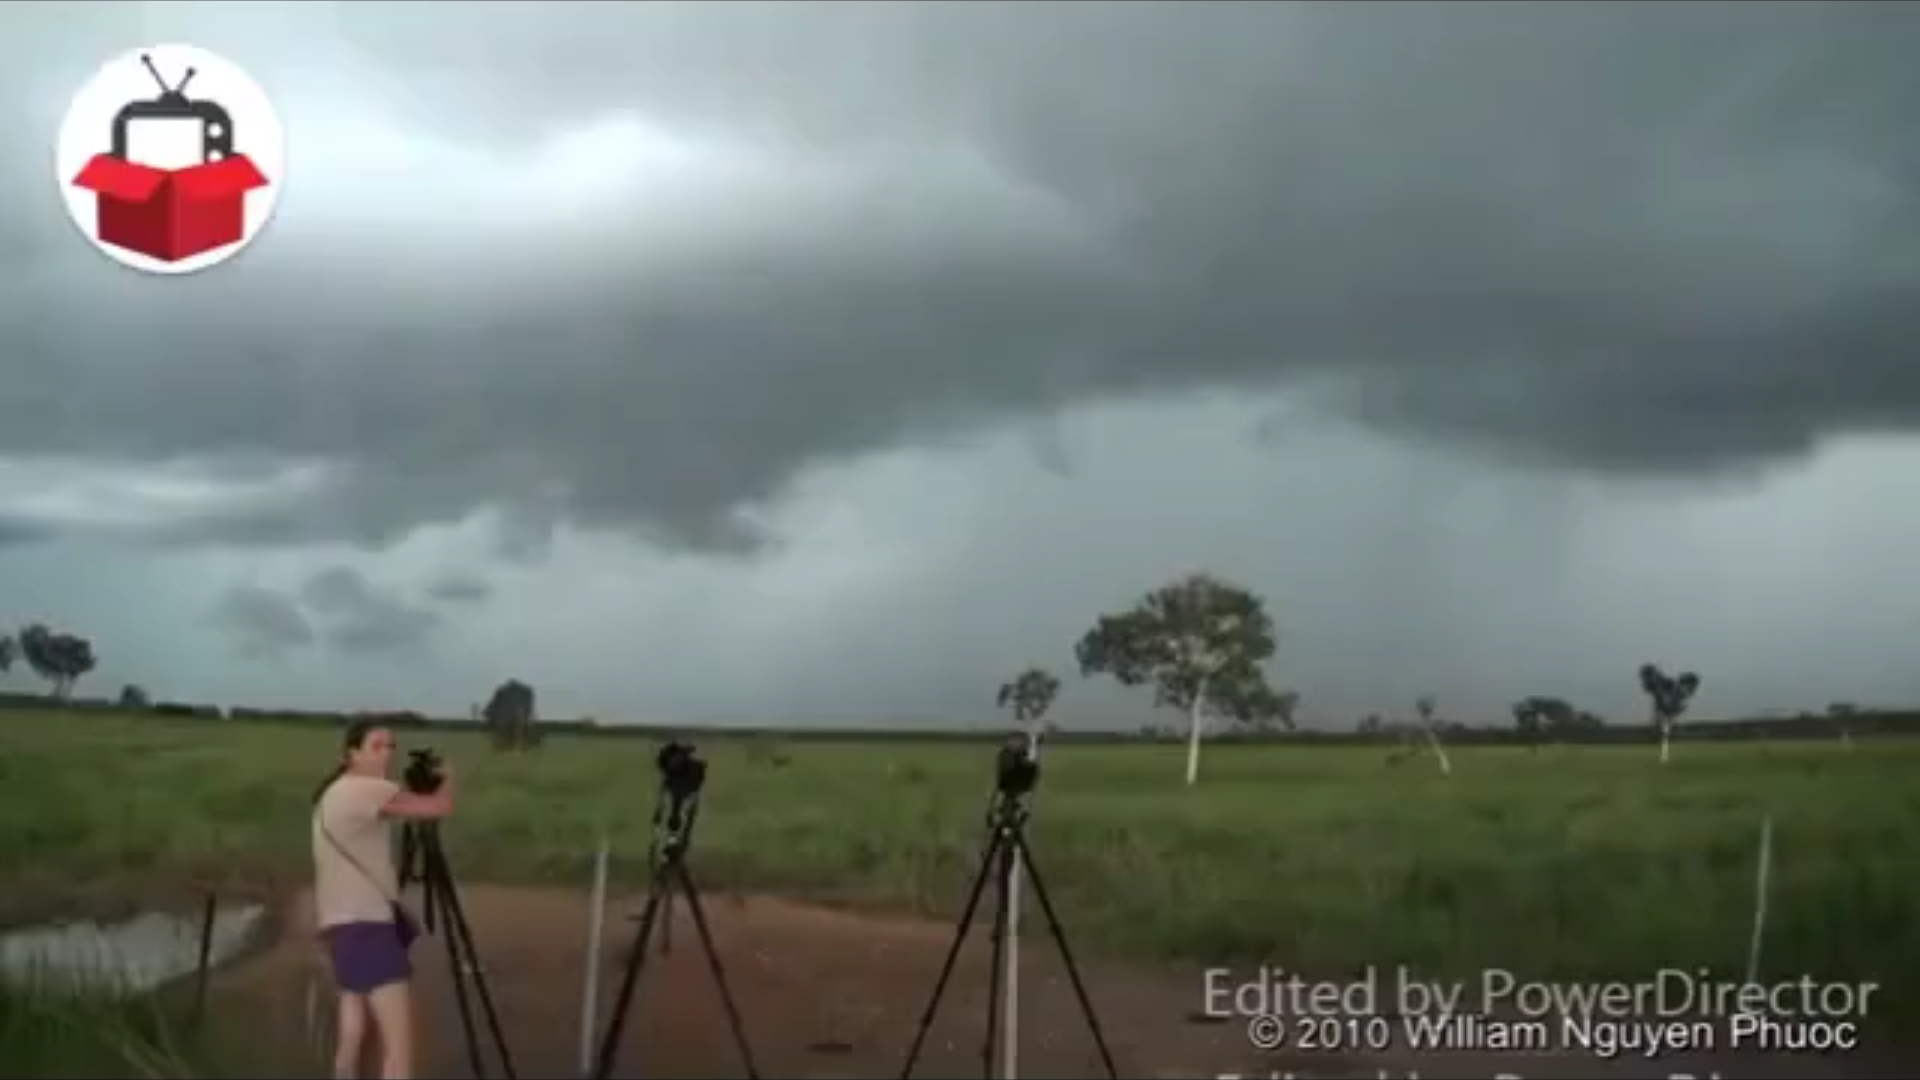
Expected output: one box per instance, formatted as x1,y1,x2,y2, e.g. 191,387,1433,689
3,2,1919,728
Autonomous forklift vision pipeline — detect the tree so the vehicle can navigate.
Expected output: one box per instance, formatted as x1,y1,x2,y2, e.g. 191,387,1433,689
1638,663,1701,765
1512,695,1584,748
1512,698,1545,750
118,684,150,710
995,667,1061,726
17,624,97,699
1826,702,1857,750
483,679,538,751
1412,693,1451,776
1249,690,1300,735
1074,572,1289,785
0,634,14,678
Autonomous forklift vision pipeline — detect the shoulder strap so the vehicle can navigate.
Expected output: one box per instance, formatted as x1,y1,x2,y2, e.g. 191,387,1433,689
315,795,401,907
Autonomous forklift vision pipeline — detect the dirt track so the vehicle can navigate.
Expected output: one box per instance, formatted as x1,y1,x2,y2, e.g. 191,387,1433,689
209,885,1913,1079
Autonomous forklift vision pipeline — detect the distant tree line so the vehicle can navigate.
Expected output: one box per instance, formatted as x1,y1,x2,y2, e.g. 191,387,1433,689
6,590,1916,761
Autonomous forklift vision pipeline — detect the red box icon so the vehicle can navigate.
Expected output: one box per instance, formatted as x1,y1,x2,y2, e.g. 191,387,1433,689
71,153,268,263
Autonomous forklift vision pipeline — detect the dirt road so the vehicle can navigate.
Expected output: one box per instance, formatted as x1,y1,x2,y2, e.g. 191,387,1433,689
207,885,1913,1079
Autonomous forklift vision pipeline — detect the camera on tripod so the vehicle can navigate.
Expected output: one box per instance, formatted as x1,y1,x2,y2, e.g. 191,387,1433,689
404,747,445,795
996,739,1038,799
656,740,707,800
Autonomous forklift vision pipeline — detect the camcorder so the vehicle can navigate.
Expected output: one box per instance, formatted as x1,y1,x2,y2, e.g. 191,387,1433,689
996,738,1039,799
404,747,445,796
656,740,707,801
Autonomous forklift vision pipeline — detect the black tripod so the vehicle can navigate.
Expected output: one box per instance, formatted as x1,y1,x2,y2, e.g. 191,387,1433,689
591,742,759,1080
898,745,1118,1080
398,819,519,1080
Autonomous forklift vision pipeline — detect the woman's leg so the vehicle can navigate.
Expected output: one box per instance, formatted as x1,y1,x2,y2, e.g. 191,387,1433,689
326,922,413,1079
359,1017,385,1080
332,992,368,1080
367,980,416,1080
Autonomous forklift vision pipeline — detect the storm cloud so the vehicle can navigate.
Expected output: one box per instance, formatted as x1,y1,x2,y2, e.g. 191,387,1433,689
5,2,1920,724
4,2,1917,552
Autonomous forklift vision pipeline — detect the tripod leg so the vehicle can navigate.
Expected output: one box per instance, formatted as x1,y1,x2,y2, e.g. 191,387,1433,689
432,848,520,1080
983,834,1015,1080
660,890,674,957
1011,838,1118,1079
668,862,760,1079
592,868,671,1080
427,848,487,1079
898,830,1003,1080
418,834,440,935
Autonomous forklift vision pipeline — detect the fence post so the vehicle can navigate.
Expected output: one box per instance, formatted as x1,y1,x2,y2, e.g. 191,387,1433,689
579,833,612,1078
191,888,218,1033
1745,815,1774,986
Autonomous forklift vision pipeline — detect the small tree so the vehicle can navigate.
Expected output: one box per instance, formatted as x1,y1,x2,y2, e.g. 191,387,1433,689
1413,693,1451,776
1075,572,1289,786
0,634,14,679
1512,696,1581,749
1249,690,1300,736
1512,698,1544,750
18,624,97,699
119,684,151,710
1827,702,1857,750
1638,663,1701,765
483,679,538,751
996,666,1060,735
996,667,1060,724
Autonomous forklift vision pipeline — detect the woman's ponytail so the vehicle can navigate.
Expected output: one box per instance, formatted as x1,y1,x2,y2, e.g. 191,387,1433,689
315,718,379,806
311,762,346,806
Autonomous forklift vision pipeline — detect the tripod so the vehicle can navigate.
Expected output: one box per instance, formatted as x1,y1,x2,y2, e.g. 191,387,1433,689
591,746,759,1080
898,753,1118,1080
398,822,519,1080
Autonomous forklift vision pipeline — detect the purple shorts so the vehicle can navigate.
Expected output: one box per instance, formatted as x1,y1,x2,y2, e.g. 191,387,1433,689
324,920,412,994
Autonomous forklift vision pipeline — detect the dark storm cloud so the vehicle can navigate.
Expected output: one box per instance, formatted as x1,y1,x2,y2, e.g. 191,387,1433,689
209,583,316,658
0,515,61,548
301,567,442,655
7,2,1920,551
425,574,491,605
206,567,441,659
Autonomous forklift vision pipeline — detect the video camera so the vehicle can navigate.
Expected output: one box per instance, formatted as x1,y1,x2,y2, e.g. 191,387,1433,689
656,740,707,801
996,738,1039,799
404,747,445,795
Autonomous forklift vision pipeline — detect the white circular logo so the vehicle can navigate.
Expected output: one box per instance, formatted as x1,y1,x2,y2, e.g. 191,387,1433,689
55,44,285,276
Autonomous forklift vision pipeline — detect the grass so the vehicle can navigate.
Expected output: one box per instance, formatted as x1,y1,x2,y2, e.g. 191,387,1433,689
0,967,220,1077
3,712,1917,1037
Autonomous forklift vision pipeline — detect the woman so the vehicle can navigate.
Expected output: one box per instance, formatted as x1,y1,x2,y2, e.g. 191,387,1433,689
311,720,456,1080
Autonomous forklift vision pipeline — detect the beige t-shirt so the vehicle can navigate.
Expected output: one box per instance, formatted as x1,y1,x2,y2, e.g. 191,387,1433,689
312,774,402,929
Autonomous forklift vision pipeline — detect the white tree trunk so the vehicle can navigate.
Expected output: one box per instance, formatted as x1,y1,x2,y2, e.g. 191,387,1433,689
1659,721,1672,765
1184,680,1209,786
1422,724,1452,776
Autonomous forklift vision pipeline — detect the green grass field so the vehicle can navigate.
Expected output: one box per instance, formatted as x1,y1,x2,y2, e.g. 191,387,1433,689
4,712,1917,1033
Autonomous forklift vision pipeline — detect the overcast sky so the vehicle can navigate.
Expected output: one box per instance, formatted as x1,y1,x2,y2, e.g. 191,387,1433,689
4,1,1920,729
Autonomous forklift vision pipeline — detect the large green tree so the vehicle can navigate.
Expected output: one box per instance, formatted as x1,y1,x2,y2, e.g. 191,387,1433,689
1075,572,1289,785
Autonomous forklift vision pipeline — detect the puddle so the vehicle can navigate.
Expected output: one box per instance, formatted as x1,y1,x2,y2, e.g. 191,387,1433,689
0,903,267,993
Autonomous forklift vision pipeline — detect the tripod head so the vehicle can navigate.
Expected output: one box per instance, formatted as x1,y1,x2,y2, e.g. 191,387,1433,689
403,747,446,795
996,738,1038,799
985,737,1039,833
652,740,707,855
